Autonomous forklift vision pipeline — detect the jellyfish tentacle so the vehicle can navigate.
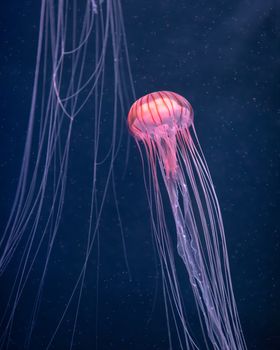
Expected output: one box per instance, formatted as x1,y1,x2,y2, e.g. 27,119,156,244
165,173,232,350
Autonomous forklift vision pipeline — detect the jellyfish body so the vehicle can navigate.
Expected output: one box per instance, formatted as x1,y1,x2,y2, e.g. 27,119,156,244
128,91,246,350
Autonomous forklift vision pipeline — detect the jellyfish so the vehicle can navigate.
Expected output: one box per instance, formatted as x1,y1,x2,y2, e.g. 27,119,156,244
128,91,247,350
0,1,134,348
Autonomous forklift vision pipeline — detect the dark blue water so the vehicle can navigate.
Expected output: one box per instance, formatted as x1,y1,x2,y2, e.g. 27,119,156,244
0,1,279,349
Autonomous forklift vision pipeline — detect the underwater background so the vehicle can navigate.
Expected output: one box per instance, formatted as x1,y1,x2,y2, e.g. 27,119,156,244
0,0,279,349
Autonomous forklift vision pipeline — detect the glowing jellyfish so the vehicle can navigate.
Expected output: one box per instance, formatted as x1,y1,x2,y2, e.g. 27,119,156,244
128,91,247,350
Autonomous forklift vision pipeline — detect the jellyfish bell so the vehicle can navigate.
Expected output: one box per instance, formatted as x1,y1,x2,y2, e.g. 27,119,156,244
128,91,247,350
128,91,194,178
127,91,194,137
